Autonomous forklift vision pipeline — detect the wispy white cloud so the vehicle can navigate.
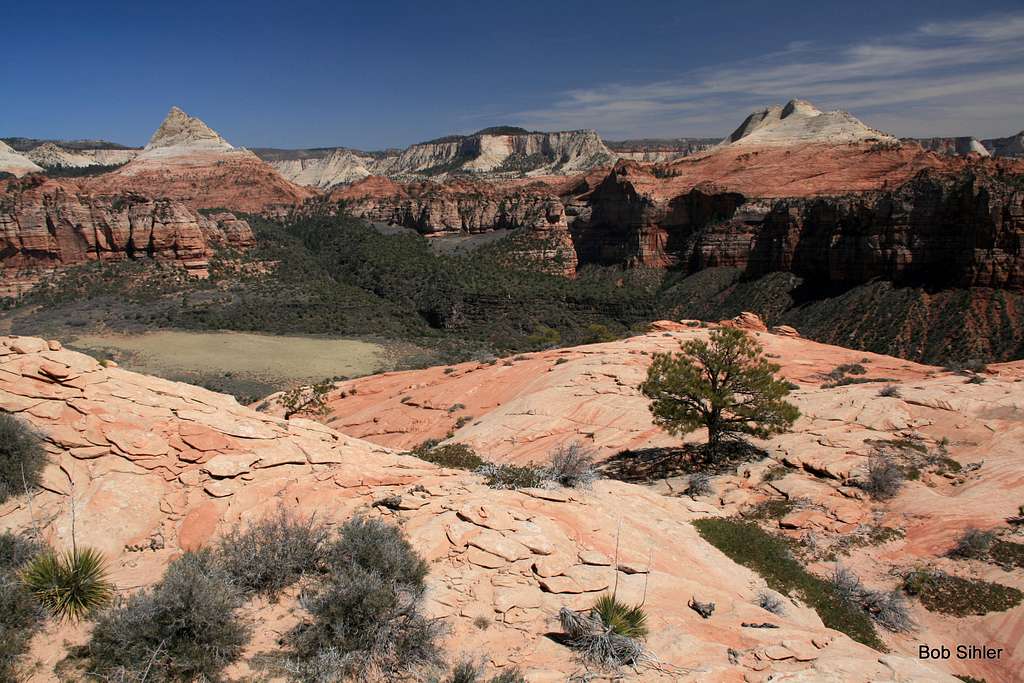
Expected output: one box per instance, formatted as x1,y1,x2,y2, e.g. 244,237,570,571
511,13,1024,139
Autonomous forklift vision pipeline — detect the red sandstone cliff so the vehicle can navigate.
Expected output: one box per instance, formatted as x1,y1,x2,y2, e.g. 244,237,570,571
0,176,254,294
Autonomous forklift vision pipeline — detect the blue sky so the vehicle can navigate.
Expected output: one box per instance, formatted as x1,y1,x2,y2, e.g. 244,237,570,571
2,0,1022,149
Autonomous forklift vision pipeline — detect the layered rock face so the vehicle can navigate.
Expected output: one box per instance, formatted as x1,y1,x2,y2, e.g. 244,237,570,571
331,175,580,274
606,137,719,162
579,166,1024,291
0,334,967,681
264,127,617,188
82,107,313,212
0,176,254,294
0,140,43,177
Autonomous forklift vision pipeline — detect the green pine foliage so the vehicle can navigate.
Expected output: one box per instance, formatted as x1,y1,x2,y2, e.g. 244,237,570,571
640,327,799,456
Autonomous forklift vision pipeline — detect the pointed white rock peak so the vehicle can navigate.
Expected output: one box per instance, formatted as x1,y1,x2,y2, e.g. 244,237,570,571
143,106,235,153
0,140,44,176
722,98,897,148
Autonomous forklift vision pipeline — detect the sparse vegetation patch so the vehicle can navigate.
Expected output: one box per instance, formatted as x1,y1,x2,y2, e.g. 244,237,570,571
693,518,884,649
903,569,1023,616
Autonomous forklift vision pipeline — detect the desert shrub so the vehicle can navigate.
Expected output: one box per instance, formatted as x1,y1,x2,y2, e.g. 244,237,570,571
903,569,1023,617
488,669,527,683
476,462,548,490
287,518,440,681
949,527,996,560
88,549,249,682
861,589,914,633
990,539,1024,569
545,441,598,489
693,519,883,649
0,572,44,682
686,472,714,497
860,456,905,500
410,442,485,470
280,379,334,419
0,534,45,682
832,363,867,377
558,597,649,669
442,660,526,683
447,403,466,413
756,590,785,615
216,507,328,598
829,565,914,632
323,517,429,588
21,547,113,622
878,384,901,398
742,498,795,520
0,532,44,573
830,565,864,605
446,660,481,683
454,415,473,429
0,412,46,504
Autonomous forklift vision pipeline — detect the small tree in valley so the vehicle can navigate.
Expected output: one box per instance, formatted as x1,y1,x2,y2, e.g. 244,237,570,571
279,379,334,420
640,327,799,459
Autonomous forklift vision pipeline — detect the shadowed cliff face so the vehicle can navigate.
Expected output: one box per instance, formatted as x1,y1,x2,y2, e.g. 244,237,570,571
580,167,1024,292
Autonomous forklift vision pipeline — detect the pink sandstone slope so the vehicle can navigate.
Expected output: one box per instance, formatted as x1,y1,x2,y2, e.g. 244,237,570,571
0,335,962,681
270,317,1024,682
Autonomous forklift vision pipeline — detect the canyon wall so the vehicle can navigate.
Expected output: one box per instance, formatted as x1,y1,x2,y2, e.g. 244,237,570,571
0,176,254,295
579,167,1024,291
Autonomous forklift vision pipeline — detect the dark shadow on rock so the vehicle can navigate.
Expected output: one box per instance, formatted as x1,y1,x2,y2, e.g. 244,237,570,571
600,440,767,483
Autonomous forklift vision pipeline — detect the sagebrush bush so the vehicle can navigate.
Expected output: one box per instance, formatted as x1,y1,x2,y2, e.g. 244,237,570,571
289,566,443,681
830,565,864,605
949,527,996,560
410,442,485,470
0,532,44,573
1,549,44,682
287,518,440,681
476,462,548,490
217,507,327,598
324,517,428,588
0,412,46,504
88,549,249,682
545,441,598,489
686,472,713,497
878,384,902,398
861,589,914,633
441,660,527,683
860,456,905,500
756,590,785,615
21,547,113,622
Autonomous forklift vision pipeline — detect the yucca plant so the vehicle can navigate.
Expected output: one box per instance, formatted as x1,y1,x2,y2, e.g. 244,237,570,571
21,547,113,621
591,593,649,638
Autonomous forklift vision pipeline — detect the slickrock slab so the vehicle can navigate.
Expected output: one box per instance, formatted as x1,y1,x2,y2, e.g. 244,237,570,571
202,454,255,479
0,336,981,682
468,530,532,562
